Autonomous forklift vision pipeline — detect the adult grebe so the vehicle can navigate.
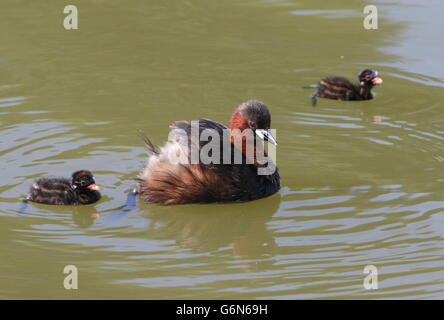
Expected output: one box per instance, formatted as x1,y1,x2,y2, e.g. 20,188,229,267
136,100,280,205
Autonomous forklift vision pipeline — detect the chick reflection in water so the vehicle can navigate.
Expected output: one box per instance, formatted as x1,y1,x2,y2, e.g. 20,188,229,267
72,206,100,227
143,194,281,272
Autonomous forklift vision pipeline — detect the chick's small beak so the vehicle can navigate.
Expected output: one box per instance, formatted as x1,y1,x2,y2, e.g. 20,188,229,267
372,77,383,85
87,184,100,191
256,129,277,145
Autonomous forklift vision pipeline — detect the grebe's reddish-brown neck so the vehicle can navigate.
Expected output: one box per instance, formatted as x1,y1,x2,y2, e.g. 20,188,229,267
227,101,276,166
228,108,255,163
228,109,250,131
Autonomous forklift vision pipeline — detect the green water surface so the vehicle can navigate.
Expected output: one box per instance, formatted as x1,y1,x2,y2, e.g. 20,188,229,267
1,0,444,299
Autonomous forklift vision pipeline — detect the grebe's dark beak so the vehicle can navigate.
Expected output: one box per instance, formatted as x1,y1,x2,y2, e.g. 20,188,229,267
87,184,100,191
256,129,277,146
371,77,383,85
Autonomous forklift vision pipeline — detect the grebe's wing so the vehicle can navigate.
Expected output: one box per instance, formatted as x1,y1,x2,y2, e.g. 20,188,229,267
138,131,160,155
169,119,228,159
170,119,227,140
171,118,244,173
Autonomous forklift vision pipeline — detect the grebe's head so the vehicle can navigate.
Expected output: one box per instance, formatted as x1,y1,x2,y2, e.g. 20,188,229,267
358,69,383,87
228,100,277,145
72,170,100,191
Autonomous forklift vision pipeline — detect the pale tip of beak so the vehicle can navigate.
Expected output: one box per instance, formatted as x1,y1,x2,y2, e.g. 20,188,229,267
87,184,100,191
372,77,383,85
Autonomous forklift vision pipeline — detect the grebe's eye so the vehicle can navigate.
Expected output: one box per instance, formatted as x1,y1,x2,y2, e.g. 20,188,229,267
248,120,257,130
